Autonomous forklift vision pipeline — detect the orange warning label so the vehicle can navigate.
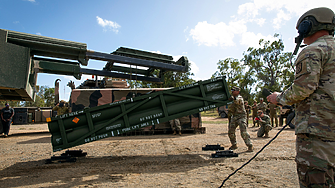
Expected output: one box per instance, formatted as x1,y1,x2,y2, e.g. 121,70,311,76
72,117,80,123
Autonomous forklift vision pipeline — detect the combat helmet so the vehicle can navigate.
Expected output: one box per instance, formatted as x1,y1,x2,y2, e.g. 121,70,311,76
296,7,335,38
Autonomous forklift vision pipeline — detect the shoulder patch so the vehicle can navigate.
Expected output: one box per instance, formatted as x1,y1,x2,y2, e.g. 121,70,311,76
296,61,302,75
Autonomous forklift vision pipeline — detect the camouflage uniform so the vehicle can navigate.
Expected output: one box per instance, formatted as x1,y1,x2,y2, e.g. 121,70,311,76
228,94,252,148
227,104,233,126
169,119,181,132
53,102,69,116
244,102,251,127
268,103,278,127
277,35,335,187
251,102,259,127
255,114,272,137
257,101,268,115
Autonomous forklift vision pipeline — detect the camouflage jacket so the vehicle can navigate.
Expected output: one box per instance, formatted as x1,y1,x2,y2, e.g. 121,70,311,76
268,103,278,115
277,35,335,140
230,95,247,118
53,106,69,116
257,102,268,113
244,104,251,114
252,104,258,116
255,114,271,126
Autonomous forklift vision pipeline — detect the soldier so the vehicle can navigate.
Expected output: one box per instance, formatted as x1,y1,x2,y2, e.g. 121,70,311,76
53,100,69,116
1,103,14,137
169,119,181,136
254,110,272,138
251,100,259,127
268,103,278,127
228,86,253,152
227,104,233,127
267,7,335,187
257,98,268,115
244,101,251,127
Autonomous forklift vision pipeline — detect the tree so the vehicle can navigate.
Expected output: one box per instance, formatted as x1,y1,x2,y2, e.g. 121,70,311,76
242,34,294,94
212,58,243,88
0,101,22,107
212,58,255,102
212,34,295,103
23,86,55,107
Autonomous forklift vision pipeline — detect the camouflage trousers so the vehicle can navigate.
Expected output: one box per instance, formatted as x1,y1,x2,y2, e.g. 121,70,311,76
257,124,272,137
252,114,259,127
270,113,278,127
169,119,181,131
228,116,252,147
296,134,335,188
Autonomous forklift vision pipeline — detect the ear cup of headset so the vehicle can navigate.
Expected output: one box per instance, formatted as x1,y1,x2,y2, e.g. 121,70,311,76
298,20,312,37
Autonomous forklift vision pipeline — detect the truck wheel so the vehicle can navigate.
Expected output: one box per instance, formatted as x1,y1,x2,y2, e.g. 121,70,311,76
220,112,227,118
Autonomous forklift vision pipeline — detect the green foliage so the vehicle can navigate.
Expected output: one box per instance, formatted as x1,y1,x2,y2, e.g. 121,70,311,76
23,86,55,107
242,34,294,93
0,101,22,107
212,58,256,103
213,33,295,103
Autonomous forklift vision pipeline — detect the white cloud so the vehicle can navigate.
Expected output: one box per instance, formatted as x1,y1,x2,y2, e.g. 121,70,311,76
189,0,335,48
36,32,42,35
240,32,277,48
237,0,335,29
273,9,292,29
27,0,36,2
189,20,247,47
254,18,266,27
96,16,121,33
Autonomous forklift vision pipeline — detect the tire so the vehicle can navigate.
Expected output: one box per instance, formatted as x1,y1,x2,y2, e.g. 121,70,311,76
220,112,227,118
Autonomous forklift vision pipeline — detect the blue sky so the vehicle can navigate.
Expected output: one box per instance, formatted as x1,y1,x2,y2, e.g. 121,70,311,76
1,0,335,101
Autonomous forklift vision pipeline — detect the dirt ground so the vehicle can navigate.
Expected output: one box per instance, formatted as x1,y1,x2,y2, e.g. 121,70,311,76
0,117,299,188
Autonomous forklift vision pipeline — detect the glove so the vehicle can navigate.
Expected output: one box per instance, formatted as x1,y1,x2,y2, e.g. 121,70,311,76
254,117,260,121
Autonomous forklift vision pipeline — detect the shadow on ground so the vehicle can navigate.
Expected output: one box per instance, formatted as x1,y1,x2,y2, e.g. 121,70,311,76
0,154,226,188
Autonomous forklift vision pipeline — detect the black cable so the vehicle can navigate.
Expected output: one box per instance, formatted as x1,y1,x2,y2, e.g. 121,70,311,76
218,123,290,188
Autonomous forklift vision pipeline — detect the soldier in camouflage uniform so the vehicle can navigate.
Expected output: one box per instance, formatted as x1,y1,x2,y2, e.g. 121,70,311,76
228,86,253,152
254,110,272,138
267,7,335,187
244,101,251,127
227,104,233,126
251,100,259,127
257,98,268,115
170,119,182,135
53,100,69,116
268,103,278,127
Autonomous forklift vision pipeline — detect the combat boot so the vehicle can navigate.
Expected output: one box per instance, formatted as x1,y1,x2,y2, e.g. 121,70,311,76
173,130,176,135
179,131,182,136
264,132,270,138
247,145,253,152
229,144,238,150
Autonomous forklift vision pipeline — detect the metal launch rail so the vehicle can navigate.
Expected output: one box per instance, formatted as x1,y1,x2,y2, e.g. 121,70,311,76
47,77,231,151
0,29,188,101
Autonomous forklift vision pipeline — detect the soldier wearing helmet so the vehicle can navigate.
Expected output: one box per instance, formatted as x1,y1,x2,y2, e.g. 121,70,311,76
267,7,335,187
227,86,253,152
53,100,69,116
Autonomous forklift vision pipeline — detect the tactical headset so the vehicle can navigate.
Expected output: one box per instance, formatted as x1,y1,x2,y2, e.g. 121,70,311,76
292,18,313,56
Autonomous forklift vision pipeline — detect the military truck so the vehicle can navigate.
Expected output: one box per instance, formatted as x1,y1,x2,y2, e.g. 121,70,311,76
217,105,228,118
